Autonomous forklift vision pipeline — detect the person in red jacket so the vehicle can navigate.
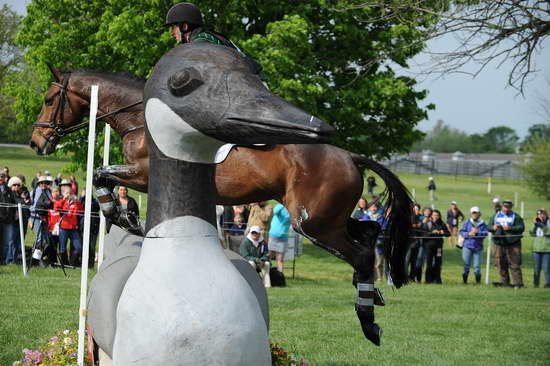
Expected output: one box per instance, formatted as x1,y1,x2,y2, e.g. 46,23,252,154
54,190,84,266
48,187,65,264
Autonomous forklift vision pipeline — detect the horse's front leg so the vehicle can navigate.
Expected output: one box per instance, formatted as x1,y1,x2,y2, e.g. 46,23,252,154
93,164,145,235
94,164,147,192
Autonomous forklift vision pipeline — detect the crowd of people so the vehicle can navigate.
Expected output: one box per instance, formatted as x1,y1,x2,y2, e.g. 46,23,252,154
353,183,550,289
0,167,139,269
3,166,548,290
220,201,292,288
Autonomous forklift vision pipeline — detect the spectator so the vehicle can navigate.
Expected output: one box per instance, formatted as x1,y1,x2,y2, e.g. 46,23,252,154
459,206,488,284
427,177,437,201
240,225,271,288
116,186,139,221
247,202,273,242
421,209,450,284
368,202,387,282
68,175,78,196
15,174,31,238
227,213,247,253
352,197,369,221
488,200,525,289
268,203,291,273
79,190,101,268
3,166,11,181
530,209,550,288
55,189,84,267
408,203,423,281
492,197,502,213
366,176,377,197
222,205,249,241
446,201,465,248
0,171,16,264
30,176,53,259
414,207,433,282
6,177,28,264
54,173,63,187
48,187,64,265
370,195,385,217
31,171,41,190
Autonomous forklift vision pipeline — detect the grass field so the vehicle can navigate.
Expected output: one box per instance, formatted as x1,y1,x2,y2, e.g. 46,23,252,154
1,146,550,365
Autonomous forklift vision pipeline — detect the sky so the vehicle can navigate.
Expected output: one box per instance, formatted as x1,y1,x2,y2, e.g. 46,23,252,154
3,0,548,138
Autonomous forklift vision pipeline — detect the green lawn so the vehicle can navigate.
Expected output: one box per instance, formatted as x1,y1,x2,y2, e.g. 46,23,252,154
1,146,550,365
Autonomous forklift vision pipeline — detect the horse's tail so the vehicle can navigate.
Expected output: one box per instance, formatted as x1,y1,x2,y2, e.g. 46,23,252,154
351,153,413,288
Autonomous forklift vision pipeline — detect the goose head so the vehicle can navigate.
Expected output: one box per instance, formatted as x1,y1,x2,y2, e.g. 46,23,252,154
144,43,334,163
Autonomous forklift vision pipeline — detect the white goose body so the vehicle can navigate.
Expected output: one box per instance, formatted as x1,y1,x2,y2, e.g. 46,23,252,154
113,216,269,365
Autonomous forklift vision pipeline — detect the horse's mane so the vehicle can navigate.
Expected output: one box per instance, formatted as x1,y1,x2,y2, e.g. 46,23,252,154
64,69,146,87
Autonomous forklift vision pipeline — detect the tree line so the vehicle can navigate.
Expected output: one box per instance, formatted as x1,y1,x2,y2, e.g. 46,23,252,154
412,120,550,154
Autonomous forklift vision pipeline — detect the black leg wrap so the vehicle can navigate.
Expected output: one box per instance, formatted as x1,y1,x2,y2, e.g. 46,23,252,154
356,305,382,346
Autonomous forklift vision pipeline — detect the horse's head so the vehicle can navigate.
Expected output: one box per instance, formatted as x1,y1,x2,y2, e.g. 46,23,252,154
30,65,89,155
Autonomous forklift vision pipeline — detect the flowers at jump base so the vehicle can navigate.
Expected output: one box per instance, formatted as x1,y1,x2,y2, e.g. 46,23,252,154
13,329,90,366
270,341,308,366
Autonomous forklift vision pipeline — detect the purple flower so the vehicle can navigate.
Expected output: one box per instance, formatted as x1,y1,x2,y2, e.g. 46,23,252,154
70,352,77,357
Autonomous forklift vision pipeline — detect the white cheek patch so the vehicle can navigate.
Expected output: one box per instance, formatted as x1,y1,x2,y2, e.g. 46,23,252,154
145,98,232,164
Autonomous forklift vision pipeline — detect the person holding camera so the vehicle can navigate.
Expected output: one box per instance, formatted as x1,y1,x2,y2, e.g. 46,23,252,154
420,209,450,284
240,225,271,288
530,209,550,288
54,183,84,267
488,200,525,288
459,206,488,284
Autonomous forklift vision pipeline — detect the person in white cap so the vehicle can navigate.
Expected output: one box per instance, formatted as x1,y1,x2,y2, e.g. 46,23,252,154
459,207,488,284
240,225,271,287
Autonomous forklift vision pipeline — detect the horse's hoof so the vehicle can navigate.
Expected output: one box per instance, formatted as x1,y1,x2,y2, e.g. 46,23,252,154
361,323,382,346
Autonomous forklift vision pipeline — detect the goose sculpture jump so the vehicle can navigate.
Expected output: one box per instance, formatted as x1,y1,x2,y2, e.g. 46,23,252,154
112,43,334,365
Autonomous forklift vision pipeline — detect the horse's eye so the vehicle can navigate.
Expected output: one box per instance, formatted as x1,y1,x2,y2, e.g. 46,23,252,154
168,67,203,97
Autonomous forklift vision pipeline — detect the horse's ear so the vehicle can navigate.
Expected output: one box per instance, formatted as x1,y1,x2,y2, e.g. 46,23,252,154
47,63,62,82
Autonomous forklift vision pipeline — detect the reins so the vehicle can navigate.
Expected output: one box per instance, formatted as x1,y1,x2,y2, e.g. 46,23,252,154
32,73,144,140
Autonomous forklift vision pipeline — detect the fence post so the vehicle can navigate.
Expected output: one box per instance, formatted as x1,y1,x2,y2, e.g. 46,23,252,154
18,203,27,276
487,177,492,194
520,201,525,217
97,124,111,269
485,234,492,285
514,192,519,204
78,85,99,366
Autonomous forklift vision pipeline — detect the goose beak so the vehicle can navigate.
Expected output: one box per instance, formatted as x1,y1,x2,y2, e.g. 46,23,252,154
222,94,334,145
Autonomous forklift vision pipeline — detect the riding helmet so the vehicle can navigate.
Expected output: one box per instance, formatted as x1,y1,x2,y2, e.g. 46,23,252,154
164,2,203,27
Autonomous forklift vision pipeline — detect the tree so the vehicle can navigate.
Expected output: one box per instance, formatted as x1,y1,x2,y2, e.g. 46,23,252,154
9,0,441,170
0,5,26,143
353,1,550,93
412,119,472,153
521,139,550,199
482,126,519,153
520,123,550,151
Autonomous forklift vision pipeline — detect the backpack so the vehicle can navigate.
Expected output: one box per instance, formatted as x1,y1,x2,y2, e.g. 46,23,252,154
270,268,286,287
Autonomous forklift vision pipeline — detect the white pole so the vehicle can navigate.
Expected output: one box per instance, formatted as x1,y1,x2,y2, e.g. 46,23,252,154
138,194,142,209
411,188,416,199
485,233,492,285
514,192,519,204
520,201,525,218
77,85,99,366
487,177,492,194
97,124,111,268
18,203,27,276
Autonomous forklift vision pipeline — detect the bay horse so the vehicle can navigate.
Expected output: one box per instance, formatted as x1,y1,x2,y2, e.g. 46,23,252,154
30,66,413,345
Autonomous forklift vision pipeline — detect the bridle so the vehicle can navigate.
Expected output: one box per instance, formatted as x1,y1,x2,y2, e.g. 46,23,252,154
32,73,144,142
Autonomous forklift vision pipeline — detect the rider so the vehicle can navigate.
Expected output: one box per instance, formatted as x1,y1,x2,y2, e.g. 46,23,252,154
163,2,267,81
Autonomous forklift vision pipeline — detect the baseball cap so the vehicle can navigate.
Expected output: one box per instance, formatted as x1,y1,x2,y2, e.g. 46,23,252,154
470,206,480,213
502,200,513,206
0,171,6,178
249,225,261,234
492,197,500,204
451,201,457,205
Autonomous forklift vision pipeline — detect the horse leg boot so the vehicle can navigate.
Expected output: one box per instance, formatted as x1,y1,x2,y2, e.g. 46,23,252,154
355,247,382,346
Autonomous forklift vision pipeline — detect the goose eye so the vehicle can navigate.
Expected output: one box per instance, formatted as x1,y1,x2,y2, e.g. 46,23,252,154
168,67,203,97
